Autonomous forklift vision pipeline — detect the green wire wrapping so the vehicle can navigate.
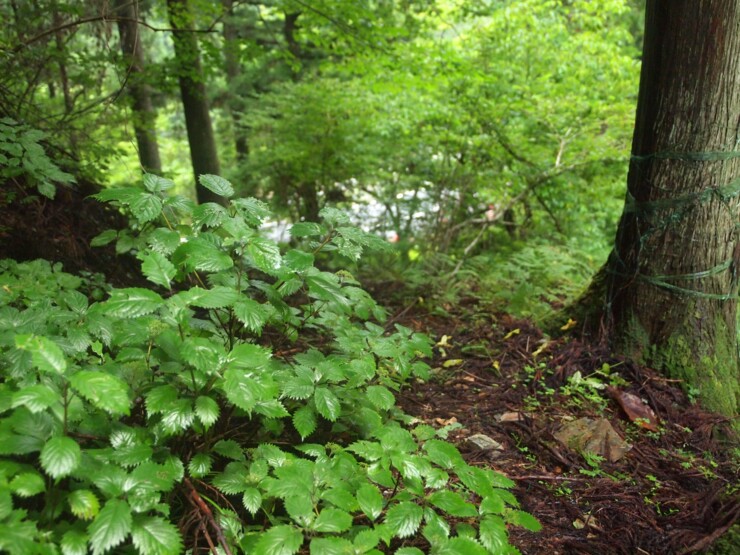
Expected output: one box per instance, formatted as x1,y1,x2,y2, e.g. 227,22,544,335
608,149,740,302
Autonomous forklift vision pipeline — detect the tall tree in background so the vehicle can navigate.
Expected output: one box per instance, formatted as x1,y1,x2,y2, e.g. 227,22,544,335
222,0,248,160
167,0,222,204
605,0,740,418
114,0,162,174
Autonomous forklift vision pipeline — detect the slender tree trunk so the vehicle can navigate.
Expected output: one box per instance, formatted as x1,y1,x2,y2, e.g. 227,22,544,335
606,0,740,417
222,0,248,160
166,0,223,205
114,0,162,174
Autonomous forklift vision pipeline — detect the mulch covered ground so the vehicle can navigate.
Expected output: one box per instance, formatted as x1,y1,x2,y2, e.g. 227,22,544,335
393,300,739,554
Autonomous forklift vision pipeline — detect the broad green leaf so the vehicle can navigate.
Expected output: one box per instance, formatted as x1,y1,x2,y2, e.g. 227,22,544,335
311,508,353,533
423,440,466,470
385,502,423,538
292,405,317,439
256,400,290,418
147,228,181,255
366,385,395,410
356,483,384,521
9,472,45,497
321,487,357,512
242,487,262,515
90,229,117,247
309,538,354,554
282,375,315,400
0,518,38,554
233,298,270,333
422,509,450,545
0,487,11,519
199,174,234,198
88,499,132,555
223,368,265,413
228,343,272,369
172,239,233,273
143,174,174,193
427,491,478,517
253,525,303,555
213,463,250,495
395,549,425,555
318,207,350,226
188,453,212,478
480,495,505,515
283,249,314,271
68,490,100,520
434,537,487,555
12,384,58,413
145,385,179,415
232,197,271,226
104,288,163,318
284,495,314,527
130,192,162,223
181,337,221,372
192,202,227,228
131,516,183,555
248,237,282,273
61,529,89,555
69,371,130,415
186,286,239,309
213,439,245,461
289,222,325,238
305,272,350,308
353,529,380,552
479,515,508,553
139,251,176,289
195,396,219,428
15,334,67,374
507,509,542,532
40,436,81,478
313,387,340,421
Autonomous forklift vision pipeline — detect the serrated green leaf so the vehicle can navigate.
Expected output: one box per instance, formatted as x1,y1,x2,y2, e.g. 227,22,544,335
423,440,466,470
40,436,81,478
434,537,488,555
284,495,314,527
318,207,350,226
366,385,395,410
289,222,325,238
223,368,264,413
90,229,118,247
15,334,67,374
172,239,233,273
69,371,130,415
282,375,315,400
283,249,314,271
199,174,234,198
292,405,317,439
256,399,289,418
195,396,219,428
88,499,132,555
427,491,478,517
213,462,250,494
61,529,89,555
395,549,425,555
131,516,183,555
145,385,179,415
422,508,450,545
12,384,58,413
353,529,379,551
309,537,354,554
242,487,262,515
228,343,272,368
130,192,162,223
9,472,45,497
253,524,303,555
507,509,542,532
0,487,11,519
105,288,163,318
187,286,239,309
233,298,270,334
385,502,423,538
305,272,350,308
192,202,227,228
147,228,181,255
139,251,176,289
356,483,384,521
143,174,174,193
188,453,212,478
181,337,221,372
311,508,353,533
68,490,100,520
248,237,282,273
213,439,245,461
313,387,340,421
321,487,357,512
479,515,508,552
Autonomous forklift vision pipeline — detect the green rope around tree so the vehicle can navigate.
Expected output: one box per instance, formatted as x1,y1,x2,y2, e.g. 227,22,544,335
608,149,740,302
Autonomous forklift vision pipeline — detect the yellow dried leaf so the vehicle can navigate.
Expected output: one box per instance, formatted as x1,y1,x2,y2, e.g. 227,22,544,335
436,335,452,347
443,359,463,368
503,328,520,340
560,318,577,331
492,360,500,370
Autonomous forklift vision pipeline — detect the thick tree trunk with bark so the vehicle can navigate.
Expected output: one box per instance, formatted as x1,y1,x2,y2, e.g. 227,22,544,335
114,0,162,174
167,0,223,205
606,0,740,417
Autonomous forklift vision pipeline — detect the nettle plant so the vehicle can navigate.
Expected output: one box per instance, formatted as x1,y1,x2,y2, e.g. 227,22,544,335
0,174,538,554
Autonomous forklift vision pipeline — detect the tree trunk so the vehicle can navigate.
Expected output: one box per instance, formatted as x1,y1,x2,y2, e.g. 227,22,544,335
114,0,162,174
166,0,223,205
606,0,740,417
222,0,248,160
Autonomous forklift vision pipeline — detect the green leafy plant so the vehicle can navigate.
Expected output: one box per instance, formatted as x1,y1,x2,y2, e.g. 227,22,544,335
0,174,538,554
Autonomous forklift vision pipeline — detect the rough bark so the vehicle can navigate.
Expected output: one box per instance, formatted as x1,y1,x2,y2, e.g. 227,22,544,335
167,0,223,205
114,0,162,174
606,0,740,417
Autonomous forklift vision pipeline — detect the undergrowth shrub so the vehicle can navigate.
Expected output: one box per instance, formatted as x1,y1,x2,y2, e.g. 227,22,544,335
0,174,537,554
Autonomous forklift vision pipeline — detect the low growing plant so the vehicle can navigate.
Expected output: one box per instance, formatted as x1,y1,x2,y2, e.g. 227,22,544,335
0,174,538,554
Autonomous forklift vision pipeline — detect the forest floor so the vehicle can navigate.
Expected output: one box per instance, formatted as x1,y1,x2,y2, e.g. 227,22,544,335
2,184,738,554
